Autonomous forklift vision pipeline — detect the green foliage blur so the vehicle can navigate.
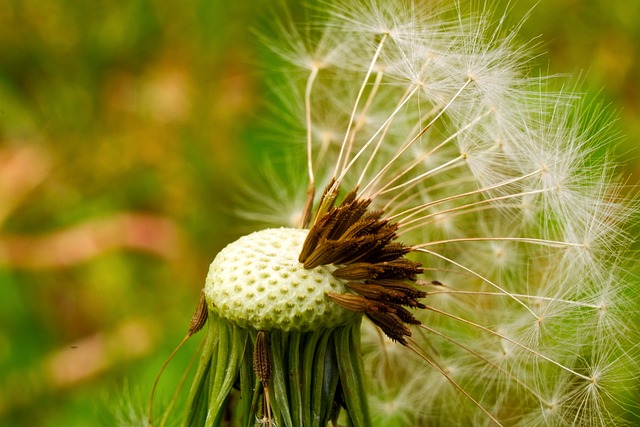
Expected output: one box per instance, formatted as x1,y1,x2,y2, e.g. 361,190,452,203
0,1,637,426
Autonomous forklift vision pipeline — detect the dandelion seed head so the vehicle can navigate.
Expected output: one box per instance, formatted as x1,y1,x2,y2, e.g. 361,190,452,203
184,1,638,425
205,228,356,331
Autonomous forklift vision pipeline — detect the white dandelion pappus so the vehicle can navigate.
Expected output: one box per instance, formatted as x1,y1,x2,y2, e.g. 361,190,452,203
241,1,638,426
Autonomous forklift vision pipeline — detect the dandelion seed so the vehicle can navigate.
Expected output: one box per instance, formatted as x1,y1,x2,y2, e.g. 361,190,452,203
150,1,638,426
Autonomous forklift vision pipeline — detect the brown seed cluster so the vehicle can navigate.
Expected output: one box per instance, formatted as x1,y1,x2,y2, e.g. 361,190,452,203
299,185,426,345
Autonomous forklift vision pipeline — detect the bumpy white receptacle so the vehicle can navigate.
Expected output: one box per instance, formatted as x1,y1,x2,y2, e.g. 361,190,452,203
204,228,355,331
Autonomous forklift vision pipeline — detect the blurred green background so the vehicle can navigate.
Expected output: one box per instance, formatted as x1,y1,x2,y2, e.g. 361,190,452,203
0,1,638,426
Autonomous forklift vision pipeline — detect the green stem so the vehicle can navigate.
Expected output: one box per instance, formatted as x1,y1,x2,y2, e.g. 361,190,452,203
183,320,218,427
313,329,338,427
181,313,368,427
287,333,303,426
301,330,322,426
270,331,293,427
335,320,370,427
239,334,255,427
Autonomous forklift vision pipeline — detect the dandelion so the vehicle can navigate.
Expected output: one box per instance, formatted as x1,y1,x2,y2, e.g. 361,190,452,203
149,1,638,426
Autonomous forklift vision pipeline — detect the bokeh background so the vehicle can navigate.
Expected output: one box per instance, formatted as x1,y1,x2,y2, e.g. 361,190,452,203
0,1,638,426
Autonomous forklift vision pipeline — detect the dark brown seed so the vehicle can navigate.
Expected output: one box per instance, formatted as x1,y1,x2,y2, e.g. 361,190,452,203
326,292,371,313
253,331,271,383
366,242,411,262
333,263,384,280
366,311,412,345
386,303,421,325
345,282,409,304
367,279,427,300
188,291,209,336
